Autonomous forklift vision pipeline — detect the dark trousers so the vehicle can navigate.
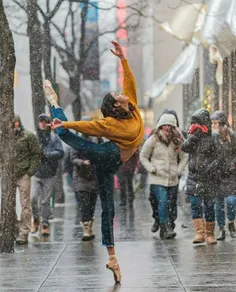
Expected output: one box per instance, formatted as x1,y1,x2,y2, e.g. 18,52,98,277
117,171,134,206
51,107,122,246
76,191,98,222
149,185,178,225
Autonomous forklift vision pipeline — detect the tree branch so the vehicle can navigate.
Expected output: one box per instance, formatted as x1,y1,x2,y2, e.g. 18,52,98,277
12,0,27,14
49,0,64,20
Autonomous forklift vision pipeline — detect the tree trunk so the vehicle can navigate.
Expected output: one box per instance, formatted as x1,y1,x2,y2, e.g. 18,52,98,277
43,21,53,80
70,76,82,121
0,0,16,253
27,0,45,130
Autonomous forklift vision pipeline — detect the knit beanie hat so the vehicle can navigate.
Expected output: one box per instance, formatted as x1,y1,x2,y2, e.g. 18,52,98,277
156,113,177,129
38,114,51,124
163,109,180,127
210,110,229,126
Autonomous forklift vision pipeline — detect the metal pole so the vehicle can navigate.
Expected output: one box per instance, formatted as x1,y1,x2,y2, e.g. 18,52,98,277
199,47,204,102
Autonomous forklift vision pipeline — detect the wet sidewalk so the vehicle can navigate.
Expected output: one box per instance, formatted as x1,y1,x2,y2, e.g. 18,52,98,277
1,188,236,292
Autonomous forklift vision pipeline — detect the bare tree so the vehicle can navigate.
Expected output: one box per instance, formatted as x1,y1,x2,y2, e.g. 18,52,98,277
8,0,156,121
27,0,46,130
51,0,153,120
37,0,64,80
38,0,65,204
0,0,16,253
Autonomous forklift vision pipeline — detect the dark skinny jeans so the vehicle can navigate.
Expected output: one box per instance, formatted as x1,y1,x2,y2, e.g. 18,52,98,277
51,107,122,246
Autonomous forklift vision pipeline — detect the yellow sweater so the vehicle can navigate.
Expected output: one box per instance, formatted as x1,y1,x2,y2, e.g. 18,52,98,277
62,59,145,150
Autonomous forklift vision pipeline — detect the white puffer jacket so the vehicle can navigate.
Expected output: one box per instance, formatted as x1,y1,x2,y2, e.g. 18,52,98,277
140,134,188,187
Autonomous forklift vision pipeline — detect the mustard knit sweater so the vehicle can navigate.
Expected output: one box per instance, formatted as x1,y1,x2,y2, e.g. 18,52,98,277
62,59,144,150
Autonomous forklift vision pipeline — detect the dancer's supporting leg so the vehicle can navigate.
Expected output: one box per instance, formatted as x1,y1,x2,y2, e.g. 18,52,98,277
44,81,122,283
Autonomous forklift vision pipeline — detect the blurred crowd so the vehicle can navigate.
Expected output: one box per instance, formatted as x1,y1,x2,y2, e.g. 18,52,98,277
12,107,236,245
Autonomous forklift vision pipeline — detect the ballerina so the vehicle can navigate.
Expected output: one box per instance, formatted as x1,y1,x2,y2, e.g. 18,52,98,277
43,40,144,283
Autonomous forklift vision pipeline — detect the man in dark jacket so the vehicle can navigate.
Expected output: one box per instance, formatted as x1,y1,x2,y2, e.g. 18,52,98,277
31,114,64,236
211,110,236,240
14,116,41,244
182,109,223,245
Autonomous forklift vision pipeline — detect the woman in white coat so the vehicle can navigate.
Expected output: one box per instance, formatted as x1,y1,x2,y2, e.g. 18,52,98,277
140,113,188,239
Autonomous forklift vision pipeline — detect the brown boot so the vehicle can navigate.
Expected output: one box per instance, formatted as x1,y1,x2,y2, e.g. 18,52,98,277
205,221,217,244
106,255,122,283
81,222,92,241
16,233,28,245
88,220,95,239
192,218,205,244
40,224,50,237
31,218,40,234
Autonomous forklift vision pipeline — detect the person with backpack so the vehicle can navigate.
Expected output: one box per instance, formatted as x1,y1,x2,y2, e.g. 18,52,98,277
71,116,103,241
147,109,188,234
140,113,188,239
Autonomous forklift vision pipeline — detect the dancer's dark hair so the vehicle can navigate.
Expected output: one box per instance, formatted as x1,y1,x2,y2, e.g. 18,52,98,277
101,93,134,120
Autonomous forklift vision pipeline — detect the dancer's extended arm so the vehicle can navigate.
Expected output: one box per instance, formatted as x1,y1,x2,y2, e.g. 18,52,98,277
62,118,113,137
121,59,137,105
110,40,137,105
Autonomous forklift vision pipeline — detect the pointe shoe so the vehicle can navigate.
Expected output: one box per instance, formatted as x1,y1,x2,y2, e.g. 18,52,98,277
106,255,122,283
43,80,58,103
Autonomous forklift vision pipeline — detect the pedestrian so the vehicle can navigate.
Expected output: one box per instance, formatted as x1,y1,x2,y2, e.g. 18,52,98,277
116,149,139,207
182,109,223,245
140,113,188,239
42,40,144,284
146,109,188,234
31,114,64,236
13,115,41,244
71,116,103,241
137,140,148,192
211,111,236,240
62,146,74,192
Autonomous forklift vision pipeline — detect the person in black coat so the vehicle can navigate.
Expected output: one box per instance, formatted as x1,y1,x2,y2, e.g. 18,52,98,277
116,149,139,207
182,109,223,245
211,111,236,240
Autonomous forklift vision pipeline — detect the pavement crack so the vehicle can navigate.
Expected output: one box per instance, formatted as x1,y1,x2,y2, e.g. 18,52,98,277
36,243,68,292
168,249,187,292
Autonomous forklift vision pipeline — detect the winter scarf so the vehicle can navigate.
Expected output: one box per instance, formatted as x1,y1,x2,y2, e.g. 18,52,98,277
156,127,183,151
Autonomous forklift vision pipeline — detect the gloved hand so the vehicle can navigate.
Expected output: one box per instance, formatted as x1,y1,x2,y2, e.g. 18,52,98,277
189,124,208,136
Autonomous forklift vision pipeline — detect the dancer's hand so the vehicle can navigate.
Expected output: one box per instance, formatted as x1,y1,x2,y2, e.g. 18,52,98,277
83,160,90,165
50,118,64,129
110,40,125,59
